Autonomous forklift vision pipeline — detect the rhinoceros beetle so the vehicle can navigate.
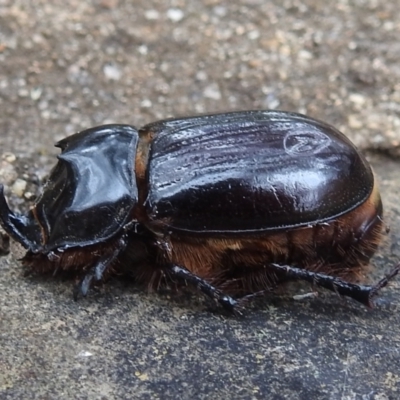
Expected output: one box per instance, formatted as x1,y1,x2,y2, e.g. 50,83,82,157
0,110,398,312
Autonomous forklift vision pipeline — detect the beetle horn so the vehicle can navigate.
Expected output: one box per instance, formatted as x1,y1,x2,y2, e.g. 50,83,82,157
0,184,41,251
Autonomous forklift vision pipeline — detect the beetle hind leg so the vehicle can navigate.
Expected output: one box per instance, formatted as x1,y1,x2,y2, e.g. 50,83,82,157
267,262,400,307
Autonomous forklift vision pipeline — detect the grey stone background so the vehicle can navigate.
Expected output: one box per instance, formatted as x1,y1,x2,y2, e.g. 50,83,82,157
1,0,400,399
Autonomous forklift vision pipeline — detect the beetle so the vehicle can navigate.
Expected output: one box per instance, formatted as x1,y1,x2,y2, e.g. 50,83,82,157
0,110,398,311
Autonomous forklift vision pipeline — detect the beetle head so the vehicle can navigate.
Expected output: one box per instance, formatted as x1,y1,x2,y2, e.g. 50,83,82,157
0,184,42,252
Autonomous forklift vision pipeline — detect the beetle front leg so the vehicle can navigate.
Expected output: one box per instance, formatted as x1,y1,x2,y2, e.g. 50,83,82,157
268,262,400,307
73,237,127,300
167,264,241,313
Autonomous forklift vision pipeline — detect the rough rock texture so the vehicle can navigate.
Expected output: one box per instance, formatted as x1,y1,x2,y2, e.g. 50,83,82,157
1,1,400,399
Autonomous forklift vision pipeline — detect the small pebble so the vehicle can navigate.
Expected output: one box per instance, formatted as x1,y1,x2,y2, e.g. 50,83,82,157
103,63,122,81
11,178,27,197
167,8,184,22
348,114,363,129
2,152,16,163
293,292,318,301
349,93,366,105
203,83,221,100
145,9,159,20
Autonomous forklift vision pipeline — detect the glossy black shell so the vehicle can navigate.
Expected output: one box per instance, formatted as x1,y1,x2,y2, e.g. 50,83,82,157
41,125,138,250
0,110,375,252
143,111,374,234
3,125,139,252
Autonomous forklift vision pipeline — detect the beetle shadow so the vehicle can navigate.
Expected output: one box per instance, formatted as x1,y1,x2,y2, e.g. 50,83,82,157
15,263,399,320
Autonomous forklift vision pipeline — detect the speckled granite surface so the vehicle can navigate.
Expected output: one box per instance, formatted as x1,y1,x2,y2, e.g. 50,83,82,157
1,1,400,399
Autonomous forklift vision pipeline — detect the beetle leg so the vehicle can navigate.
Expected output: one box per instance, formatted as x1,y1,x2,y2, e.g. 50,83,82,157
167,264,240,313
73,237,127,300
268,263,400,307
0,232,10,256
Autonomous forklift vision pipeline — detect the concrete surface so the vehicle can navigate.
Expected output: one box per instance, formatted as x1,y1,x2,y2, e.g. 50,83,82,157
1,1,400,399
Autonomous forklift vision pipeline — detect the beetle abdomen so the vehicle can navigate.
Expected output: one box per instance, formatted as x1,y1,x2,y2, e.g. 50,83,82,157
162,183,383,295
142,111,374,235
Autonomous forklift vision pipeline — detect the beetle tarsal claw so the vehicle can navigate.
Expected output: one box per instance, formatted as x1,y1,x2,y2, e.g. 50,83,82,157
78,272,94,298
368,263,400,302
218,295,239,311
74,267,102,300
